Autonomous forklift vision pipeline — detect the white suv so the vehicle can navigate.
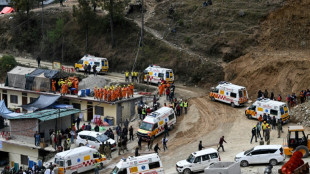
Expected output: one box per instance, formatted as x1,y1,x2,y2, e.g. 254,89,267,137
75,131,116,150
176,148,220,174
235,145,285,167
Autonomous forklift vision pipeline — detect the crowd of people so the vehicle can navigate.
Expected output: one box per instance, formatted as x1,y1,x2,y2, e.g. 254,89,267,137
257,89,310,108
93,84,134,102
250,113,284,145
52,77,79,95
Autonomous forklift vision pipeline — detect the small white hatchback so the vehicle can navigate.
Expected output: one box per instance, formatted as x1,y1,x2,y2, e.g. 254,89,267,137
234,145,285,167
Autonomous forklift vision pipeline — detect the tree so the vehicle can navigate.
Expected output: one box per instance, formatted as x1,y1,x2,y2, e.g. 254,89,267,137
73,0,97,53
102,0,127,48
0,55,17,73
9,0,36,15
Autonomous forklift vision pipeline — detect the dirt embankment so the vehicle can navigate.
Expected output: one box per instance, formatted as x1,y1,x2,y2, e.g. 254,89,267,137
224,0,310,99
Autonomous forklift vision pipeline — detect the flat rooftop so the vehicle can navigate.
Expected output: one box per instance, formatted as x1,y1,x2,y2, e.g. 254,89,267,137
0,84,143,104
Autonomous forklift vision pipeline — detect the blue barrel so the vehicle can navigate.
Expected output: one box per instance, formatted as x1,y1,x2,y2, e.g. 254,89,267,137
86,88,90,96
104,118,108,123
81,89,86,97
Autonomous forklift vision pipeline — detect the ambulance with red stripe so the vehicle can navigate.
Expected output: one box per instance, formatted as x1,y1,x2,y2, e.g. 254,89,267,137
144,65,174,84
53,146,106,174
245,98,290,123
210,81,248,107
111,153,164,174
137,107,176,141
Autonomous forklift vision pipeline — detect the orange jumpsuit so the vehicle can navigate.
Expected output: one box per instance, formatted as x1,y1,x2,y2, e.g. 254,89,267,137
115,88,119,100
127,86,130,98
159,84,163,96
52,80,56,92
94,87,97,99
167,83,170,89
122,87,127,99
103,88,107,101
119,87,123,100
130,85,134,97
97,89,100,100
99,88,103,101
111,89,115,102
107,89,111,102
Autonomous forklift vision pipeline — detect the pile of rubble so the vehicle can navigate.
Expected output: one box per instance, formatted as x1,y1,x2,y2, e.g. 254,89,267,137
290,101,310,126
79,76,111,90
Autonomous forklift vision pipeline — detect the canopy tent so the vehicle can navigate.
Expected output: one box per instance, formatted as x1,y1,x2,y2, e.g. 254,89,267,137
0,100,22,119
0,7,14,14
21,95,60,112
7,66,36,89
8,108,80,121
25,69,59,92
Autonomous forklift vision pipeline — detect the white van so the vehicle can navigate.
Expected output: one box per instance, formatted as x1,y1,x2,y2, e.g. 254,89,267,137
210,81,248,107
54,146,106,174
234,145,285,167
111,153,164,174
176,148,220,174
245,98,290,123
75,131,116,150
137,107,176,141
144,65,174,84
74,54,109,73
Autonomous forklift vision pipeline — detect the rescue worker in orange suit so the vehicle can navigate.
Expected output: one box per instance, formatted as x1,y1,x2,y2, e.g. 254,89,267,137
119,86,123,100
107,88,111,102
103,86,108,101
130,84,134,97
111,88,115,102
99,88,104,101
73,77,79,94
127,85,131,98
52,79,56,93
122,86,127,99
158,83,163,97
97,88,100,100
94,87,98,99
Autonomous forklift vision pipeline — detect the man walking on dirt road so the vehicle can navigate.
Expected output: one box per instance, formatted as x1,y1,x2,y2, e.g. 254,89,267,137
198,141,204,151
217,136,227,152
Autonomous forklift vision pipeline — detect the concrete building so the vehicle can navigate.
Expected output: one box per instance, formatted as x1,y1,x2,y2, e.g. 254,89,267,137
0,84,143,125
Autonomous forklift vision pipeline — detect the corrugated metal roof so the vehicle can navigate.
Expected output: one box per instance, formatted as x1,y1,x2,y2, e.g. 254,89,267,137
8,109,80,121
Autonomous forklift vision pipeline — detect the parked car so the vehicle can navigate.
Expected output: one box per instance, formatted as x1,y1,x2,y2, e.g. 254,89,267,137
75,131,116,150
176,148,220,174
234,145,285,167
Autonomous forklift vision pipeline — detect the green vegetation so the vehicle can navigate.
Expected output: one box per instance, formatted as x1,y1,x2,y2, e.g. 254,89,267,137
0,55,17,74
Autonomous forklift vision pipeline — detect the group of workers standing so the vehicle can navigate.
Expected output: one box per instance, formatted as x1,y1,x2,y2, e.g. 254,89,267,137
52,77,79,95
93,84,134,102
125,71,139,83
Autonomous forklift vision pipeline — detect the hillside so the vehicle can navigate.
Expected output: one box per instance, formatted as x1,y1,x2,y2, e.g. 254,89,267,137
225,0,310,99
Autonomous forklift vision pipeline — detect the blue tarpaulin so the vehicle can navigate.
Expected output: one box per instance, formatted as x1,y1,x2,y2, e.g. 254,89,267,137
21,95,61,112
0,100,22,119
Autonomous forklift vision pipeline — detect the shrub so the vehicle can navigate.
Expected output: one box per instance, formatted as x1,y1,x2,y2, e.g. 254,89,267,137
184,37,193,45
0,55,17,73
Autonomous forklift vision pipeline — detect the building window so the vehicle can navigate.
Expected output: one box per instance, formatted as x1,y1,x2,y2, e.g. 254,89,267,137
10,95,18,104
95,106,104,116
30,97,37,103
21,155,28,165
3,90,7,93
22,93,27,96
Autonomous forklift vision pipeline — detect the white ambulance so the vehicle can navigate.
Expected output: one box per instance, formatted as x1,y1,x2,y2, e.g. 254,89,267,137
210,81,248,107
137,107,176,141
111,153,164,174
53,146,106,174
144,65,174,84
74,54,109,73
245,98,290,123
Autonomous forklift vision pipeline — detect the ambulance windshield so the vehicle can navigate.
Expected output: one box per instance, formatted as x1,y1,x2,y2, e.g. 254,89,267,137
111,166,119,174
140,122,153,131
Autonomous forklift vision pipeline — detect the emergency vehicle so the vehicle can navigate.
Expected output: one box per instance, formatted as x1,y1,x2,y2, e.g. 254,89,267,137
111,153,164,174
144,65,174,84
53,146,106,174
209,81,248,107
245,98,290,123
137,107,176,141
74,54,109,73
